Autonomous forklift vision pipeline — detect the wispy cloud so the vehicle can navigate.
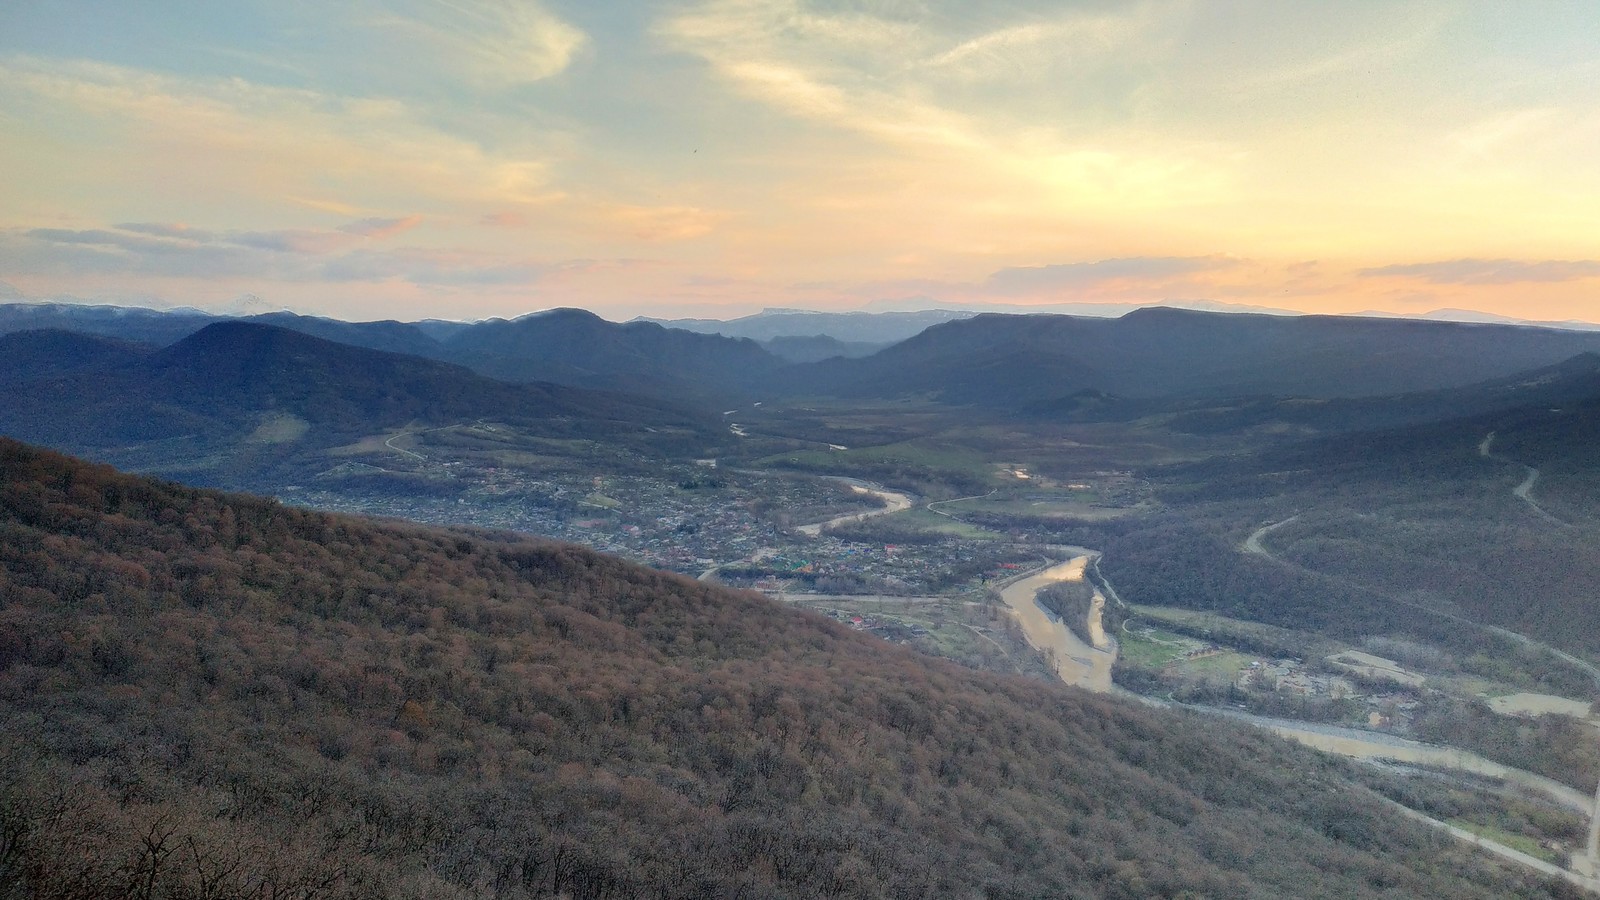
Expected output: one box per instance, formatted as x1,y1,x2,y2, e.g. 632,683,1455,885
1360,258,1600,285
338,215,424,238
9,219,486,285
321,247,547,285
0,56,561,209
923,7,1167,80
366,0,587,86
656,0,1229,207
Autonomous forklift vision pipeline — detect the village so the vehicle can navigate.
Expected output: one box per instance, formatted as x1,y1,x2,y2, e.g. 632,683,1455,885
288,455,1041,595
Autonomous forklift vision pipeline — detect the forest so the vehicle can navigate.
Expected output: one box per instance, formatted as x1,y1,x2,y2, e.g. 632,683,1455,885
0,438,1577,899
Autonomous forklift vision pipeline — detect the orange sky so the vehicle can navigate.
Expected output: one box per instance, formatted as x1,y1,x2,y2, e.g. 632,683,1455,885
2,2,1598,324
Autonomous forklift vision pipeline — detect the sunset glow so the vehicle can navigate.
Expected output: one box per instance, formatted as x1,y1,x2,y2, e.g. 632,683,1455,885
2,1,1598,323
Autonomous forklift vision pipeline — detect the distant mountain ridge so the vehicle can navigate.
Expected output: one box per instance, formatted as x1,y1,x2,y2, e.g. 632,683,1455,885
0,321,721,484
440,307,785,402
640,307,980,344
0,329,155,380
13,301,1600,421
792,308,1600,408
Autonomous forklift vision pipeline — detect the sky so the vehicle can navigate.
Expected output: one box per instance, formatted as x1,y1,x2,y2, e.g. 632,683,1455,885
1,1,1598,324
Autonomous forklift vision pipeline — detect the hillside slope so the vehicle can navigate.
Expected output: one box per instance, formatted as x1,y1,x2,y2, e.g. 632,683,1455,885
0,440,1565,898
0,323,723,488
442,308,784,403
800,308,1600,408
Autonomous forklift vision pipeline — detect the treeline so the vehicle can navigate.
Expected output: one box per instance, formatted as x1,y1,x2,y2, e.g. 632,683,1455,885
1412,697,1600,794
0,439,1568,899
1095,517,1596,696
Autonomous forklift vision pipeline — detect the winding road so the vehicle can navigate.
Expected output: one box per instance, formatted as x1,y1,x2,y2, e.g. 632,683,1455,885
1480,431,1565,525
1242,504,1600,688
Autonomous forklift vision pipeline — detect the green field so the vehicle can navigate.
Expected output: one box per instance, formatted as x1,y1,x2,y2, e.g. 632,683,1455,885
1176,650,1255,676
1118,627,1191,669
893,507,1008,540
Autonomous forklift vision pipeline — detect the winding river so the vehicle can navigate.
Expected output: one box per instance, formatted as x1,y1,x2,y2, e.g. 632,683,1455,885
796,478,913,536
996,553,1116,693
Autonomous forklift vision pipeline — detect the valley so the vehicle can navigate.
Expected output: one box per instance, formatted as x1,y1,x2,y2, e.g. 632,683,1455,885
6,304,1600,893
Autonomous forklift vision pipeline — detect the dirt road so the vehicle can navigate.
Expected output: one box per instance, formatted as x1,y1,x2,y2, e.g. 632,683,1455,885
1481,431,1565,525
1243,515,1299,556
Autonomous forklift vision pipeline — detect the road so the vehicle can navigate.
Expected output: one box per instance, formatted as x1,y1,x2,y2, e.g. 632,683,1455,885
1148,704,1600,889
1243,514,1299,557
384,430,426,460
1238,504,1600,883
1198,709,1594,812
1242,511,1600,687
926,489,996,517
1480,431,1565,525
1386,801,1598,892
384,420,488,462
700,477,914,580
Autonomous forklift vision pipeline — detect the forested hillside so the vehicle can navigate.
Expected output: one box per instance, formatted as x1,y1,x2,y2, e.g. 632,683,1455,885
0,323,724,492
0,440,1566,898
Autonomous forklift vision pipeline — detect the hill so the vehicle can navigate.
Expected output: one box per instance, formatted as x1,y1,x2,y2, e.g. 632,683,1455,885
242,311,446,359
1161,351,1600,437
798,308,1600,409
0,304,448,361
0,302,221,346
0,329,154,380
1101,383,1600,665
0,439,1564,898
0,322,721,484
760,334,888,363
641,307,978,344
442,308,785,403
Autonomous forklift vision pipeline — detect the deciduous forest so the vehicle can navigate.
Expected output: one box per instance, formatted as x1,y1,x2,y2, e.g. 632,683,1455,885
0,439,1572,898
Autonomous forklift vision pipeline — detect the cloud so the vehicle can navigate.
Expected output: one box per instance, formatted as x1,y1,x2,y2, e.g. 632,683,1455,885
116,222,212,241
656,1,1232,210
1360,259,1600,285
321,247,547,285
923,9,1164,80
0,57,562,209
11,220,446,283
607,205,725,242
985,257,1239,294
338,215,424,238
481,211,529,228
368,0,587,86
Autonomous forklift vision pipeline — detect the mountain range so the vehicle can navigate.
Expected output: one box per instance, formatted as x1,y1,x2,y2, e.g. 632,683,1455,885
795,308,1600,409
0,322,721,486
12,302,1600,421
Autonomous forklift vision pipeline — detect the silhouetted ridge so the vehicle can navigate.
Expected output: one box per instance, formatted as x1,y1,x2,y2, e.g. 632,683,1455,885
0,329,154,380
0,323,721,477
441,307,785,402
794,307,1600,408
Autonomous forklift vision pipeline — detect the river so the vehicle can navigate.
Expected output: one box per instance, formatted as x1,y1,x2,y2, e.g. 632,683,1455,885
997,555,1116,693
796,478,914,536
